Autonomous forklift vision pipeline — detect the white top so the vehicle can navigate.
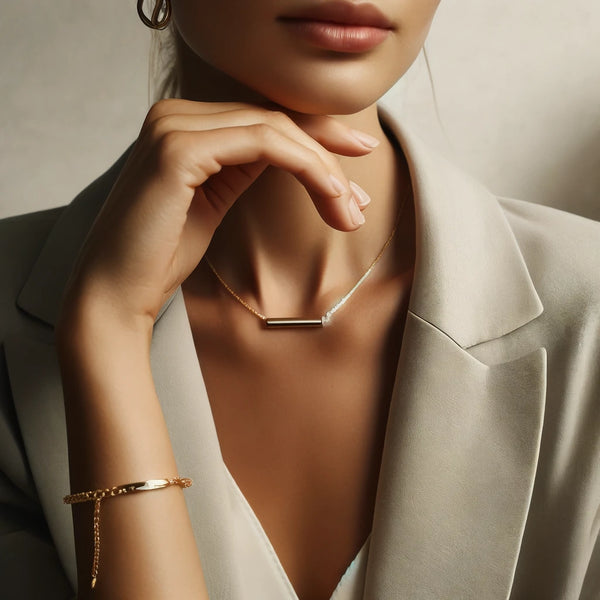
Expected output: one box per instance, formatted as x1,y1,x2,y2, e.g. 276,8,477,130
223,465,370,600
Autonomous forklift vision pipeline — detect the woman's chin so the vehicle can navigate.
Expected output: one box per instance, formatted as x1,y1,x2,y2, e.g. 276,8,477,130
238,74,395,116
265,92,381,116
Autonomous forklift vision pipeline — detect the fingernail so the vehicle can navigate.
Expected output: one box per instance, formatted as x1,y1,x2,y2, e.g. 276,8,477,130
348,197,366,226
350,129,380,149
349,181,371,208
329,174,347,197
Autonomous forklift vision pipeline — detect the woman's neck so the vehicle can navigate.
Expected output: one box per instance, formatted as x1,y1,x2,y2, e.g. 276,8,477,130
178,44,413,318
210,117,408,314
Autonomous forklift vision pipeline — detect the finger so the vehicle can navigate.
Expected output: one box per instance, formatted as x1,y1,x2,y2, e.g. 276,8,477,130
293,113,381,155
143,99,381,155
166,126,365,231
142,99,255,130
143,108,376,160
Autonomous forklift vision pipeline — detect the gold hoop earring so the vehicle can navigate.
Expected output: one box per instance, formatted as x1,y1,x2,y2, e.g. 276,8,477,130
137,0,172,30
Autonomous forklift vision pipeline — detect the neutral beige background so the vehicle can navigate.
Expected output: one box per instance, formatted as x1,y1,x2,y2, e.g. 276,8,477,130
1,0,599,220
1,2,150,219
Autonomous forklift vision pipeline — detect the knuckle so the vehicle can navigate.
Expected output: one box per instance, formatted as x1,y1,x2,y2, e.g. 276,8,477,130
267,110,293,129
296,147,324,176
145,114,176,143
144,99,179,129
319,152,339,173
301,142,327,167
250,122,277,144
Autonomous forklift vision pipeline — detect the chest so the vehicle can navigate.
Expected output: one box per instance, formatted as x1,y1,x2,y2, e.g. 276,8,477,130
183,276,409,599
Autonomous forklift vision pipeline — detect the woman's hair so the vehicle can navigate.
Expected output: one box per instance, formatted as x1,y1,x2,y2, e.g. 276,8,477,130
149,24,180,103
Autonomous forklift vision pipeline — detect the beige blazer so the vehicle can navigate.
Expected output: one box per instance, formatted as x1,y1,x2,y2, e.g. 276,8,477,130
1,113,599,599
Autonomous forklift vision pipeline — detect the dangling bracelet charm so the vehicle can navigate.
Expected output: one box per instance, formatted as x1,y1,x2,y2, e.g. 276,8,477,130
64,477,192,589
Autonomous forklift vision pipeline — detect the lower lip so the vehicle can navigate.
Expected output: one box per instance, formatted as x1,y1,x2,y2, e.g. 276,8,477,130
280,19,390,53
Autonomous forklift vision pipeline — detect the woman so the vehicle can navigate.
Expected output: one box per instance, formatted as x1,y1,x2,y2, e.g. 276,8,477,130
1,0,599,598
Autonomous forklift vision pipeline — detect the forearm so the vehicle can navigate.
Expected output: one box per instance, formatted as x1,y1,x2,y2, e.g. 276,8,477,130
57,307,208,600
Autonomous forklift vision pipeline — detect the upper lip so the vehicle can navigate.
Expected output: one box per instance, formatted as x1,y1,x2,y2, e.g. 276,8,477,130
278,1,395,29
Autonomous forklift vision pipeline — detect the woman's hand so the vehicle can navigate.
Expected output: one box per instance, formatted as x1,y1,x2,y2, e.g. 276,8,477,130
60,99,377,337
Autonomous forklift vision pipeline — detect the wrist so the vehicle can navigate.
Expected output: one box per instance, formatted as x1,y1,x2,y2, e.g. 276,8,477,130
56,282,154,354
56,299,159,416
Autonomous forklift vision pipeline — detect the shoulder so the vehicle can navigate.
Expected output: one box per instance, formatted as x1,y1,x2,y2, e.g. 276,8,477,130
499,196,600,316
0,145,133,335
499,195,600,260
0,205,64,260
0,207,67,335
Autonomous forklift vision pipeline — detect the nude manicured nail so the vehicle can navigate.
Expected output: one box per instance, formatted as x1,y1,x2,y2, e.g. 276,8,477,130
329,174,347,197
349,198,366,226
350,181,371,208
350,129,380,148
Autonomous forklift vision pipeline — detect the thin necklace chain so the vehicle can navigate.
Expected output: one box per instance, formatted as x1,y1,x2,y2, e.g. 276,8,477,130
205,186,410,328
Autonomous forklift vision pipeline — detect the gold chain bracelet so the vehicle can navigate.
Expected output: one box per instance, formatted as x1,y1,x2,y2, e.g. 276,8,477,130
64,477,192,589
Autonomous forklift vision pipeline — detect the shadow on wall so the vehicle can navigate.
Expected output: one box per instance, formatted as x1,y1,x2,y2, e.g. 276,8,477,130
531,127,600,221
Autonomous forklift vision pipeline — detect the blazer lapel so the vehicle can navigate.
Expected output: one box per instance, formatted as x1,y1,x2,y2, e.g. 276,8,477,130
362,114,547,599
148,288,250,599
364,314,546,599
5,288,241,596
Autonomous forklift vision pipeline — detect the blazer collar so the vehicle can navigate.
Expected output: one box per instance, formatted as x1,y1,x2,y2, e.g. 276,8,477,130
380,107,543,347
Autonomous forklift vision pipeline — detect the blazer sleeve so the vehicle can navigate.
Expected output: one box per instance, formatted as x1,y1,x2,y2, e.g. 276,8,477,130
0,345,74,600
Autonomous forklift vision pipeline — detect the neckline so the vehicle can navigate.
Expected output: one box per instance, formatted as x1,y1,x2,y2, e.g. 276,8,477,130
222,463,371,600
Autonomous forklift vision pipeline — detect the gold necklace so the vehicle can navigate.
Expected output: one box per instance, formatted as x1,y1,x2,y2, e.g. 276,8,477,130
205,188,409,329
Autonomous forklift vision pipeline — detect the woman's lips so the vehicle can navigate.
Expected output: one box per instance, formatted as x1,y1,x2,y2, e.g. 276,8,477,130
278,2,394,53
280,20,390,53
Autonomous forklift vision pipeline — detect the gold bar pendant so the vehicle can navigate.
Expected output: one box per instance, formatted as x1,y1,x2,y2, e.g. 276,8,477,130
265,318,324,328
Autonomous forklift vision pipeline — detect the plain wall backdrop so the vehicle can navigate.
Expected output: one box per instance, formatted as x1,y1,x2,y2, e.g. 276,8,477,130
1,0,599,220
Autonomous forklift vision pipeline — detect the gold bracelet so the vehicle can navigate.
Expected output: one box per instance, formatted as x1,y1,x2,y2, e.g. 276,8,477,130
64,477,192,589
